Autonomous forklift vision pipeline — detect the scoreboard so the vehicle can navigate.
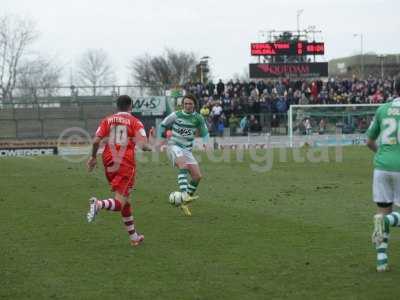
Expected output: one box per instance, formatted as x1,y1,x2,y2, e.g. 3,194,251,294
251,41,324,56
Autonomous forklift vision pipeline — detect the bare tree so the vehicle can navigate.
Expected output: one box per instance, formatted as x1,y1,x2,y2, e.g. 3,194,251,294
0,14,38,99
76,48,116,96
16,56,63,99
129,48,198,89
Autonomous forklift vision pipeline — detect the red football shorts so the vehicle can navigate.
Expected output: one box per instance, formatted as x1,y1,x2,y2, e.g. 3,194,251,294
104,163,136,197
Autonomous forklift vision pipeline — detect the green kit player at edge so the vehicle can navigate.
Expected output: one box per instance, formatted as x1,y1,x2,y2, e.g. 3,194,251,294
368,92,400,272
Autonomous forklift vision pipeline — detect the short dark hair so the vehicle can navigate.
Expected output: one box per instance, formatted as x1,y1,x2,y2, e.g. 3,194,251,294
116,95,132,111
183,94,197,106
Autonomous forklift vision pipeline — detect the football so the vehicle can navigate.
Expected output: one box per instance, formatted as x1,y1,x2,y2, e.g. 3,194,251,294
169,191,183,206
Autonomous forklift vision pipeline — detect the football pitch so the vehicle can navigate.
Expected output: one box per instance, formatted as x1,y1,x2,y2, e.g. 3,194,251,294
2,146,400,299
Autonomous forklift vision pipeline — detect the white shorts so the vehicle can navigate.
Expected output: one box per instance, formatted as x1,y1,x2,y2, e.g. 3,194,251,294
167,145,198,166
373,169,400,206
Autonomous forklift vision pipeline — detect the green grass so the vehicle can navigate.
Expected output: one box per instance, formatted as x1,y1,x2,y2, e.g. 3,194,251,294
1,147,400,299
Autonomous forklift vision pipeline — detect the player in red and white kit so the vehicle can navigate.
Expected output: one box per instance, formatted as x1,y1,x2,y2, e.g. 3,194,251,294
86,95,152,247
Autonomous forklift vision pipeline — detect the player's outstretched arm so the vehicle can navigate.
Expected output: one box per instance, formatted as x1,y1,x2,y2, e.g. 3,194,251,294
197,114,210,150
367,138,378,153
135,127,153,152
147,126,159,150
137,141,153,152
87,136,102,171
366,109,380,153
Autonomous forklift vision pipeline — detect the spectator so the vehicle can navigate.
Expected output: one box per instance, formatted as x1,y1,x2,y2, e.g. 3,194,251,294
216,79,225,99
217,119,225,137
249,115,262,133
256,80,266,95
210,101,223,134
200,104,210,119
240,115,249,135
276,96,288,113
221,92,232,113
207,80,215,96
304,118,312,135
228,113,240,136
318,118,326,135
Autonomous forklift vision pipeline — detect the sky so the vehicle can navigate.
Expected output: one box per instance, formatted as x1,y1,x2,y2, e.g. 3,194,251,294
2,0,400,84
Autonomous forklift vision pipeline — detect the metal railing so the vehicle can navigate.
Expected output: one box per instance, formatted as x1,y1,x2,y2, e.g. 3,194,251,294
1,84,165,103
0,105,290,139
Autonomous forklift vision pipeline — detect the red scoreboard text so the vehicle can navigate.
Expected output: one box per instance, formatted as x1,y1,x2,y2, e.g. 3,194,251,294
251,42,324,56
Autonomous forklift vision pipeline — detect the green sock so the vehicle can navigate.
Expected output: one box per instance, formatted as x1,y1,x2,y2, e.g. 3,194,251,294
188,180,199,196
376,232,389,267
385,211,400,228
178,169,188,193
375,213,399,268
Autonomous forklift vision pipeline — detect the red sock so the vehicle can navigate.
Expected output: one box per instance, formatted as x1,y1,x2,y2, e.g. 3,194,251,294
97,198,122,211
121,202,137,240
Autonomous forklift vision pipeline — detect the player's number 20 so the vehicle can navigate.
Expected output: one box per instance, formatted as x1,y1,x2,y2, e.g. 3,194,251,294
381,118,400,145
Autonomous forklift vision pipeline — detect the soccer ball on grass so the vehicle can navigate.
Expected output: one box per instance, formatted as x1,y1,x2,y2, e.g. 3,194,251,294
169,191,183,206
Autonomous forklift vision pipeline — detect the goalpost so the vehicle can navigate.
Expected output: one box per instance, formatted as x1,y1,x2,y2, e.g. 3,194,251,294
287,104,382,147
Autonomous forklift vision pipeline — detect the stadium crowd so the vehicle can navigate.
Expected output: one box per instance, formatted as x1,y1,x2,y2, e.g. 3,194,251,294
182,76,398,135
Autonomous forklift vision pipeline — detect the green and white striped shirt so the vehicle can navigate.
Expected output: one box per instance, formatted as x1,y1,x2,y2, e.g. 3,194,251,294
159,111,209,150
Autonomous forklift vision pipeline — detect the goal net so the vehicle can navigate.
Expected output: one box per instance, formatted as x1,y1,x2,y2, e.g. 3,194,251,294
288,104,381,146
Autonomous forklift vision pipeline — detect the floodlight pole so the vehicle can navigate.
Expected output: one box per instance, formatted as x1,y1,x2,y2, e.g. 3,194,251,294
377,54,386,79
199,56,210,84
354,33,364,78
360,34,364,79
296,9,304,36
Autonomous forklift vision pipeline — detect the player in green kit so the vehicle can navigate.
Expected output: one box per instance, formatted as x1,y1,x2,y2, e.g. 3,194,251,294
368,94,400,272
158,94,209,216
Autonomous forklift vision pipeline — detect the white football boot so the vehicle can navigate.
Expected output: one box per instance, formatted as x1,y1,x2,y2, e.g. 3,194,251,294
87,197,98,223
371,214,385,246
